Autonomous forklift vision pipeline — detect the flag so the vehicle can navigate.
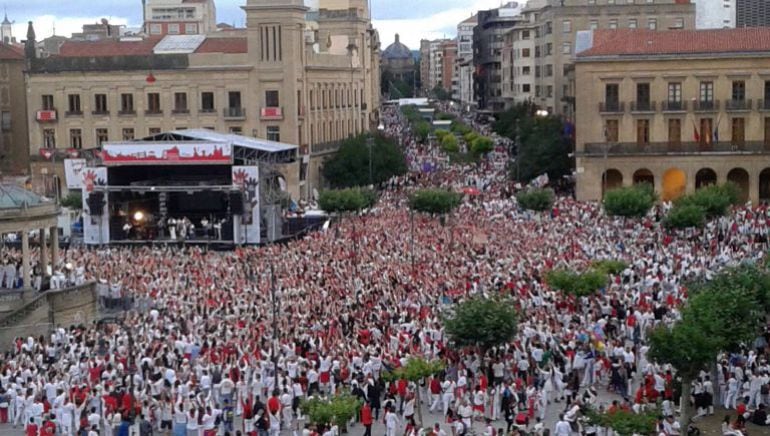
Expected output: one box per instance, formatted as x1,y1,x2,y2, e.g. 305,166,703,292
692,120,700,142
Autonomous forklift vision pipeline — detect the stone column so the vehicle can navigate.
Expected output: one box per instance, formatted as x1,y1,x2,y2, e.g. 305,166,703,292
51,226,59,271
21,230,30,289
40,228,49,277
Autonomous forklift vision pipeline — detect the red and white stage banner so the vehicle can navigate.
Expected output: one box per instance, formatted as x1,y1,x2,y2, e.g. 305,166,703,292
101,143,232,166
232,166,261,244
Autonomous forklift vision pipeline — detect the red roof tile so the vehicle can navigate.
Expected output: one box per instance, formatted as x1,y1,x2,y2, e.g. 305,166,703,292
577,28,770,58
195,37,247,54
0,44,23,60
57,39,160,57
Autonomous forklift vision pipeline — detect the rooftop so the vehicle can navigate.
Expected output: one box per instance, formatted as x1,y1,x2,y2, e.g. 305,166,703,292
577,28,770,58
382,34,412,60
0,44,23,60
55,35,247,58
0,185,50,210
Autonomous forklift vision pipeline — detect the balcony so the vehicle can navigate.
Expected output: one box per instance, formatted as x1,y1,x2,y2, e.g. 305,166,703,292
36,110,58,122
724,99,752,111
91,110,110,116
630,101,656,113
693,100,719,112
65,110,83,117
224,107,246,120
199,108,216,115
145,109,163,116
599,101,624,114
118,109,136,116
172,108,190,115
661,100,687,112
581,141,770,156
260,107,283,121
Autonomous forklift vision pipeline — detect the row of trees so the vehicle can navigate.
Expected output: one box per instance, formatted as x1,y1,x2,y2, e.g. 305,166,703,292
322,134,408,189
493,102,572,183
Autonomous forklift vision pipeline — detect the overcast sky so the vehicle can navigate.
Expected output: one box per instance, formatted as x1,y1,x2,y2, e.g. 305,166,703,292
5,0,511,50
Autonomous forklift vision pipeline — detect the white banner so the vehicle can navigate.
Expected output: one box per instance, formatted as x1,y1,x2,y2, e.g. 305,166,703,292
64,159,87,189
102,142,232,166
232,166,261,244
81,167,110,245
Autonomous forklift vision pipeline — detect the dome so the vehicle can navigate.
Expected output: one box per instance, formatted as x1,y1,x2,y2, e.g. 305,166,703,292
0,184,49,209
382,34,412,60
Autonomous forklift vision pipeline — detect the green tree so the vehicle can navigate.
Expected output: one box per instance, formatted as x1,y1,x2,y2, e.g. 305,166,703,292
602,184,656,218
545,269,608,297
584,407,660,436
382,358,445,426
300,392,362,431
414,121,431,143
676,183,740,219
60,192,83,209
318,188,373,214
591,260,628,275
322,134,407,188
408,189,462,216
441,134,459,153
443,297,518,355
470,136,494,156
513,115,572,183
516,188,555,211
663,204,706,229
431,85,451,101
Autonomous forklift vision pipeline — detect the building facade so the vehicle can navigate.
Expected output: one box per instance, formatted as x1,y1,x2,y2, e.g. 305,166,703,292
574,28,770,204
695,0,735,28
381,34,414,82
0,42,28,176
440,40,457,92
473,2,522,113
452,14,477,103
143,0,217,36
24,0,380,200
502,0,694,117
736,0,770,28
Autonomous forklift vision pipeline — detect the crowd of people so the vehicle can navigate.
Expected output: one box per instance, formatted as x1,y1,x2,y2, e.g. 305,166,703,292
0,105,769,436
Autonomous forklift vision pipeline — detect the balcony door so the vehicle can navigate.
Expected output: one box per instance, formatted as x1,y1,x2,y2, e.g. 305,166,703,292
668,119,681,149
700,118,713,148
605,83,619,110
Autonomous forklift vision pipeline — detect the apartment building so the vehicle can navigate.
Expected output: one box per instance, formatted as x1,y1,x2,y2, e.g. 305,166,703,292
473,2,522,113
0,41,28,176
440,40,457,92
452,14,477,104
25,0,380,200
143,0,217,36
502,0,694,117
736,0,770,27
694,0,735,28
574,28,770,204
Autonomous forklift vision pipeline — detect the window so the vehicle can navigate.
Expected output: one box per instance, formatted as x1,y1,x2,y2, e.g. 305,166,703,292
636,119,650,145
43,129,56,148
545,65,553,77
562,42,571,54
168,23,180,34
668,82,682,103
668,119,681,146
535,46,541,58
0,111,9,131
122,128,135,141
605,83,619,108
149,24,162,35
69,129,82,149
589,20,598,30
94,94,108,113
535,86,541,97
605,119,619,142
609,19,618,29
628,19,637,29
732,117,745,146
562,20,571,33
522,48,530,58
699,118,713,146
636,83,650,109
765,80,770,103
173,92,188,112
147,93,161,113
522,84,531,93
148,127,161,135
95,128,109,146
535,66,541,77
201,92,215,112
522,30,530,40
229,126,243,135
546,43,553,56
266,126,280,142
547,86,553,98
120,93,134,113
184,23,197,34
648,19,657,30
672,17,684,29
265,90,280,108
765,118,770,147
732,80,746,101
42,95,54,110
522,66,531,75
228,91,242,109
699,81,714,102
68,94,81,113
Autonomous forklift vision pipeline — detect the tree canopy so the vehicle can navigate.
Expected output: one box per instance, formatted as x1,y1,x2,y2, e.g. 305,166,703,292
602,184,655,218
300,392,362,429
516,188,555,212
408,189,462,216
443,297,518,352
322,134,407,188
318,188,377,213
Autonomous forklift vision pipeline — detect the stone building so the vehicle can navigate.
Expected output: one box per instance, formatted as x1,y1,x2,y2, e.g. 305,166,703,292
24,0,380,201
143,0,217,36
381,34,415,82
574,28,770,203
0,19,27,176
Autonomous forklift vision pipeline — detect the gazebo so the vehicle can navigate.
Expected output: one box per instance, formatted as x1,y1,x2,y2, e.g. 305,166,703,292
0,185,60,289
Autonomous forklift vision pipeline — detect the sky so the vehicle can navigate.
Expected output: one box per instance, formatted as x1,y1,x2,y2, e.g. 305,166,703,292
4,0,512,50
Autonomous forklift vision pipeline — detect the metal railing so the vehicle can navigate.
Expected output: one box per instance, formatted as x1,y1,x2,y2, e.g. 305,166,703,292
223,107,246,119
693,100,720,112
630,101,656,112
724,99,752,111
599,101,624,113
661,100,687,112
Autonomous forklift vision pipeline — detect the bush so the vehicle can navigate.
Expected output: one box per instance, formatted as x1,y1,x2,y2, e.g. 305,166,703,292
677,183,740,218
584,407,659,436
408,189,462,215
664,204,706,229
451,121,472,135
435,129,450,140
60,192,83,209
414,121,431,143
319,188,373,213
471,136,494,156
441,134,459,153
545,269,608,297
322,134,407,188
463,131,479,145
591,260,628,275
603,184,655,218
516,188,555,211
300,392,362,429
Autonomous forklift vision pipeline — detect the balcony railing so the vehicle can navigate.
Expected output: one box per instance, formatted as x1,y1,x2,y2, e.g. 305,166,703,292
757,99,770,111
145,109,163,116
725,99,752,111
693,100,719,112
582,141,770,156
260,107,283,121
661,100,687,112
199,108,216,114
65,110,83,117
91,109,110,116
599,101,624,113
36,110,57,122
224,107,246,120
172,108,190,114
118,109,136,116
630,101,656,113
